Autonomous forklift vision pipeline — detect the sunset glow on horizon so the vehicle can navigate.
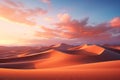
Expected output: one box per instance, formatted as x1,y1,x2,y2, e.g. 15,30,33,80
0,0,120,46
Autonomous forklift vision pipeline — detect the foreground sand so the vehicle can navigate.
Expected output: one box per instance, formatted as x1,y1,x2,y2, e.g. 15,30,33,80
0,60,120,80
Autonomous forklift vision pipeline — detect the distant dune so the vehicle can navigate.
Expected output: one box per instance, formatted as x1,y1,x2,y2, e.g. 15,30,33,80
68,44,88,50
52,43,74,51
0,44,120,80
107,46,120,50
68,44,105,55
82,45,105,55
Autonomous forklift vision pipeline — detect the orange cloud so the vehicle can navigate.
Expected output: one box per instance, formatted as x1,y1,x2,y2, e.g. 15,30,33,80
35,26,61,38
110,17,120,27
35,13,120,43
0,0,47,26
35,31,55,38
55,13,110,39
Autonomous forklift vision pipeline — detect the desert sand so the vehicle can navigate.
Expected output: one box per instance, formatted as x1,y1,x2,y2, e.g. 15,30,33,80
68,44,88,50
0,44,120,80
0,60,120,80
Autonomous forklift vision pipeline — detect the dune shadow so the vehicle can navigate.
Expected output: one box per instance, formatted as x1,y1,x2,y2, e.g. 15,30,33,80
0,52,50,63
0,62,35,69
89,50,120,62
63,49,120,63
0,52,51,69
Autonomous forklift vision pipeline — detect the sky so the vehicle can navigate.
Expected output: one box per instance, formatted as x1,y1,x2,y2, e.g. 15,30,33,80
0,0,120,46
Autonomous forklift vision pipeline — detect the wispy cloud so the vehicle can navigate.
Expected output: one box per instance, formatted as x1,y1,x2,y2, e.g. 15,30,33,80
0,0,47,26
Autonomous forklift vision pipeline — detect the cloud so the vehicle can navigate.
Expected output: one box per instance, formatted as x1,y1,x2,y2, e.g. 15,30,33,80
55,13,111,39
41,0,51,4
44,16,53,22
0,0,47,26
35,26,60,38
57,13,71,23
35,13,120,44
110,17,120,27
3,0,24,7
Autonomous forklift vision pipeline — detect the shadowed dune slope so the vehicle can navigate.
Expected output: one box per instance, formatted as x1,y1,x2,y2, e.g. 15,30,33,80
52,43,74,51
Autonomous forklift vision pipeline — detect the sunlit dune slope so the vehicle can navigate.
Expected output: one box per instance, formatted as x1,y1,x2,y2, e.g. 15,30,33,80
107,46,120,50
52,43,62,48
82,45,105,55
34,49,92,68
34,47,120,68
68,45,105,55
17,53,28,58
51,60,120,69
0,60,120,80
68,44,88,50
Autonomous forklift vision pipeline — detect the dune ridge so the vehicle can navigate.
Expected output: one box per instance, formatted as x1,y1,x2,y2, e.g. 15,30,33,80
82,45,105,55
68,44,88,50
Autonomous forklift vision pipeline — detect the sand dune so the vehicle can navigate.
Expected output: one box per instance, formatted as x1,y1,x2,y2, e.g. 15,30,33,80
50,60,120,69
0,60,120,80
107,46,120,50
17,53,28,58
0,44,120,79
52,43,73,51
68,45,105,55
68,44,88,50
34,47,120,68
52,43,62,48
0,45,120,69
34,49,91,68
82,45,105,55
